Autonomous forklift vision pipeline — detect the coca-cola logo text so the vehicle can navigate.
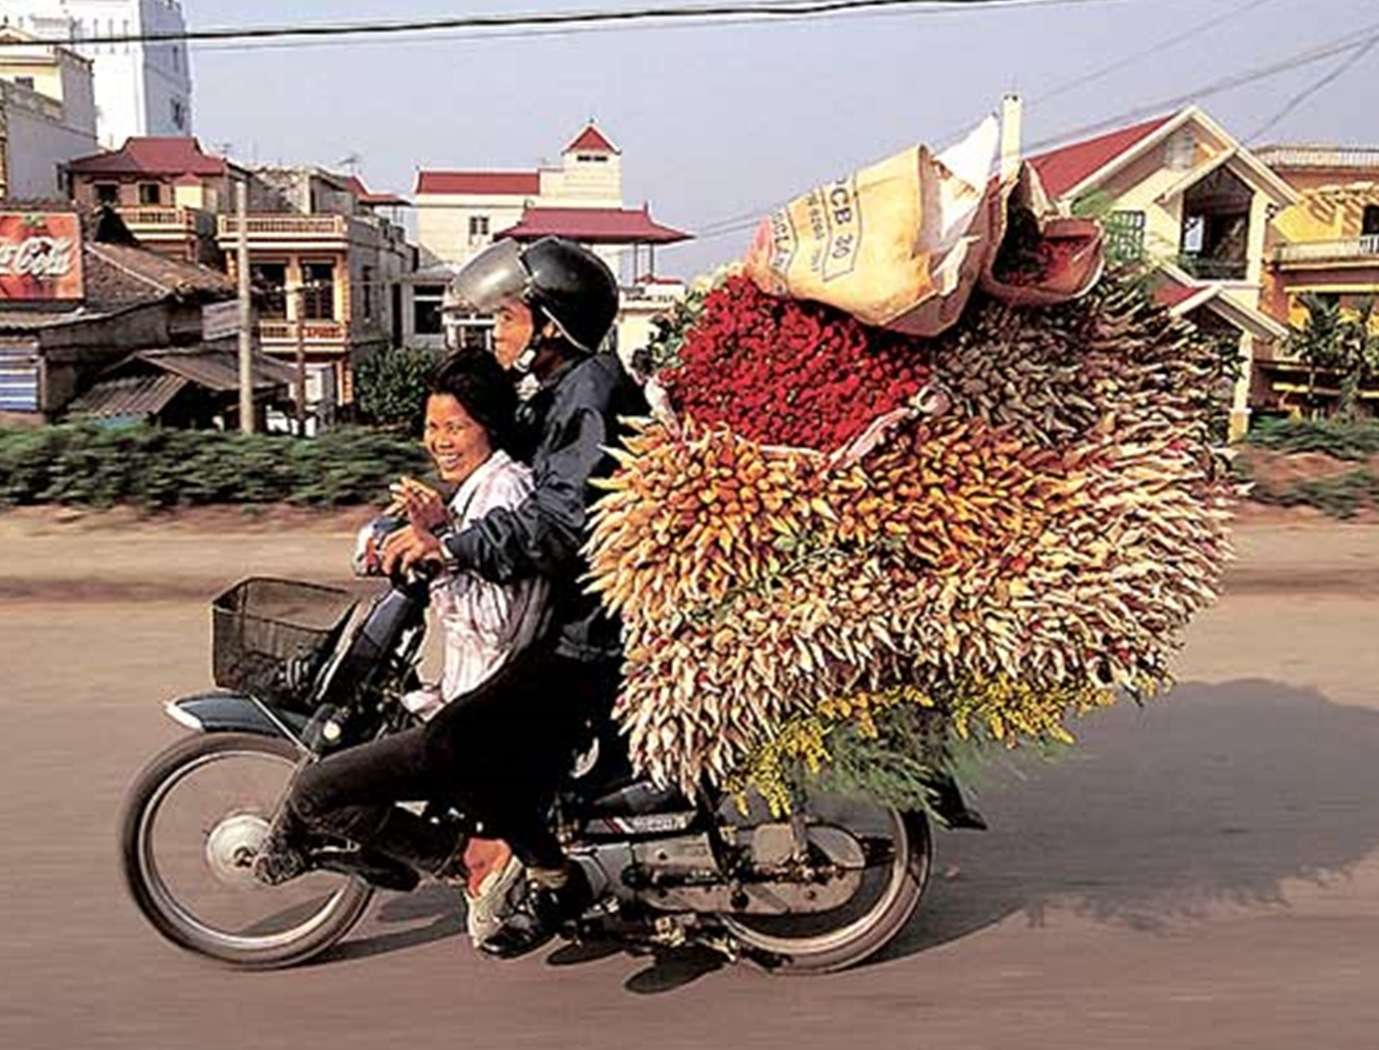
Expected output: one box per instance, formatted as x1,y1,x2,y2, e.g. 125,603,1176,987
0,236,76,278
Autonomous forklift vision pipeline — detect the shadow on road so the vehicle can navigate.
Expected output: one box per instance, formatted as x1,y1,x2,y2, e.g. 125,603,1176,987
313,679,1379,984
312,886,464,965
874,678,1379,965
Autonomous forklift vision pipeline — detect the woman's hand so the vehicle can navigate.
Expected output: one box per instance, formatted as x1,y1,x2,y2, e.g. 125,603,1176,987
391,476,449,533
380,524,444,576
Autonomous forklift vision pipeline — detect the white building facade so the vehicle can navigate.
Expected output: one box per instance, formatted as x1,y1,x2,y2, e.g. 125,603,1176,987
410,122,691,363
0,29,98,196
3,0,193,148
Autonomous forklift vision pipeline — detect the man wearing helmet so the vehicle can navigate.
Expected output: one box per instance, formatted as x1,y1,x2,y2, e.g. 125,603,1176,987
380,237,647,958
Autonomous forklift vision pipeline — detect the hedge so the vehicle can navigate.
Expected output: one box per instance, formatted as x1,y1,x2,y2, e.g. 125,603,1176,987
0,423,430,508
1246,417,1379,461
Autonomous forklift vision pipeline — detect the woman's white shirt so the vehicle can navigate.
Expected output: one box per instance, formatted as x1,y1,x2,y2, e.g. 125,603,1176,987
430,449,549,706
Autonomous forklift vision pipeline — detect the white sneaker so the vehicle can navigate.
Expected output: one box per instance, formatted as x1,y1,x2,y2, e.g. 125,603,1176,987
464,852,526,948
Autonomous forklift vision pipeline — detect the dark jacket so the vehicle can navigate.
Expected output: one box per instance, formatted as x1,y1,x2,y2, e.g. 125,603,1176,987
437,351,647,663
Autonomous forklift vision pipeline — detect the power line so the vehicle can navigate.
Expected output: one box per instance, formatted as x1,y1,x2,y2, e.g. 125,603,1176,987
1245,36,1379,143
695,0,1290,236
7,0,1130,48
1028,0,1278,106
690,21,1379,244
1022,21,1379,154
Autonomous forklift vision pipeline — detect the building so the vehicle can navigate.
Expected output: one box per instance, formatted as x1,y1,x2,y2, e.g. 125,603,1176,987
64,135,241,265
216,166,416,413
1255,144,1379,415
0,202,288,427
409,121,692,360
1029,105,1298,439
3,0,194,148
0,28,99,197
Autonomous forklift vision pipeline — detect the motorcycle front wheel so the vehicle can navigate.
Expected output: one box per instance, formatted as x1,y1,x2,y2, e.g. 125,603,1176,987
120,732,374,969
720,793,932,975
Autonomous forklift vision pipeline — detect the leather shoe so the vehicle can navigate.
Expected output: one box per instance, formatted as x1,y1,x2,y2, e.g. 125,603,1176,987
478,864,592,960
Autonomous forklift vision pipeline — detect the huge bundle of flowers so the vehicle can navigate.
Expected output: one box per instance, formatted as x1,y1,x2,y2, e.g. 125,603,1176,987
588,265,1234,814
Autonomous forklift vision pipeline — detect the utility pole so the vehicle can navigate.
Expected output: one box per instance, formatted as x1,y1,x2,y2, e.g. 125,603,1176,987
293,282,308,434
236,178,254,434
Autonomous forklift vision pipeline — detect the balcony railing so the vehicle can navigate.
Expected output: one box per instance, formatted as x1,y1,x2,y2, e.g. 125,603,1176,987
1175,254,1249,281
218,215,349,239
117,207,195,228
257,320,347,344
1274,235,1379,266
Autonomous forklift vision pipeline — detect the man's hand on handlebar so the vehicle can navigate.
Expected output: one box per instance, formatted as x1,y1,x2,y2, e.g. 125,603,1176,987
380,523,445,577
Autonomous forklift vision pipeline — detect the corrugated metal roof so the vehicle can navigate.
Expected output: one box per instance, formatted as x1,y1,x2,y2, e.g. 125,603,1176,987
69,373,187,417
135,347,295,392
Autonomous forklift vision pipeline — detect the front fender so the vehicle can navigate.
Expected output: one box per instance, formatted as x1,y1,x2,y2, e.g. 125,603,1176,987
164,691,310,744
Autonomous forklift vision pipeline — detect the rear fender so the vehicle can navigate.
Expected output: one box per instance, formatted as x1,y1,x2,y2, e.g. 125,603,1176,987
164,692,309,748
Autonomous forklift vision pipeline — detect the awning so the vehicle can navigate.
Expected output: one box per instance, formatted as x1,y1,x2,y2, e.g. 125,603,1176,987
69,373,187,417
133,346,296,392
68,345,294,419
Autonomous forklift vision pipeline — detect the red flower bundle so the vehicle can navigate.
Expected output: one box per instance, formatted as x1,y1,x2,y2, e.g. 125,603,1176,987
658,275,931,453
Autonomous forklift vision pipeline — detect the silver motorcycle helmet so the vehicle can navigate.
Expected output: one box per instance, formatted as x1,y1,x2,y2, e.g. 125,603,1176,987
443,237,619,371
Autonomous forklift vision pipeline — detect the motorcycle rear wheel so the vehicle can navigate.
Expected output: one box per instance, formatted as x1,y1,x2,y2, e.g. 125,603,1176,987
120,732,374,969
722,800,932,975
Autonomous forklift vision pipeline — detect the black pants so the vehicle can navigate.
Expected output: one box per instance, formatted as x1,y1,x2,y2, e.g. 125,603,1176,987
287,645,620,872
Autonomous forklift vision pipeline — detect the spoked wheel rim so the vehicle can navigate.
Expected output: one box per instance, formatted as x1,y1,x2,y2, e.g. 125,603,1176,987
136,746,359,952
720,792,921,958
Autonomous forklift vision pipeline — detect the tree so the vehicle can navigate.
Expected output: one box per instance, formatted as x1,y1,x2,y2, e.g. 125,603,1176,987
354,348,437,433
1287,294,1379,420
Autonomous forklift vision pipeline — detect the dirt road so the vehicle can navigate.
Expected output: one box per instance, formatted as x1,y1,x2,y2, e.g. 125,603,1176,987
3,512,1378,1049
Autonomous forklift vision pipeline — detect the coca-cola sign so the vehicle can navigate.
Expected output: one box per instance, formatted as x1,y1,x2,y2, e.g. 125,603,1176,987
0,212,84,301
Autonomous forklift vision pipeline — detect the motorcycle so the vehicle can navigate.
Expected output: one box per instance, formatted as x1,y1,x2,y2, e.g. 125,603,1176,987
120,568,934,973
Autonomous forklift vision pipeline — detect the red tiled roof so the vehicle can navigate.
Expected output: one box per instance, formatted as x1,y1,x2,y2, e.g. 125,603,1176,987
1153,281,1199,309
564,123,620,155
1028,114,1177,198
497,206,691,245
414,170,541,195
66,137,231,177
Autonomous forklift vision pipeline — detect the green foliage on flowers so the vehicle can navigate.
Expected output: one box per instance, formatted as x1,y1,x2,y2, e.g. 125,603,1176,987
0,423,429,508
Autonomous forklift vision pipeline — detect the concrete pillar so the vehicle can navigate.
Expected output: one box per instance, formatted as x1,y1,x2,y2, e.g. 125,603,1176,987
1229,331,1254,442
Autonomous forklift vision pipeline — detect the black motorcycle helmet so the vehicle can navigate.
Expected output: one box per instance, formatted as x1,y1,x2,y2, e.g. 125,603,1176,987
445,236,619,355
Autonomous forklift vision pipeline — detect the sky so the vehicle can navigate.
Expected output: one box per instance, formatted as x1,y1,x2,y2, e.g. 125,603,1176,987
186,0,1379,277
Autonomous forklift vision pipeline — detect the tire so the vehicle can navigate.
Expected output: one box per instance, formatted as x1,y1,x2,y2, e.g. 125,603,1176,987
119,732,374,969
724,808,933,975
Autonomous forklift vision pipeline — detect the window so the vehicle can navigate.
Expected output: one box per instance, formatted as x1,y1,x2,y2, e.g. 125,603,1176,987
302,263,336,321
1181,215,1205,254
251,262,288,319
138,183,162,205
171,99,185,130
14,76,34,91
468,215,490,239
172,47,180,71
361,266,375,320
1363,205,1379,238
1105,210,1146,263
413,285,445,335
94,183,119,205
576,153,609,163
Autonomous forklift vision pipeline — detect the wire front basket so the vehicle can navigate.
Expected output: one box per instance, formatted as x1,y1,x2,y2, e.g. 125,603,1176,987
212,577,357,709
